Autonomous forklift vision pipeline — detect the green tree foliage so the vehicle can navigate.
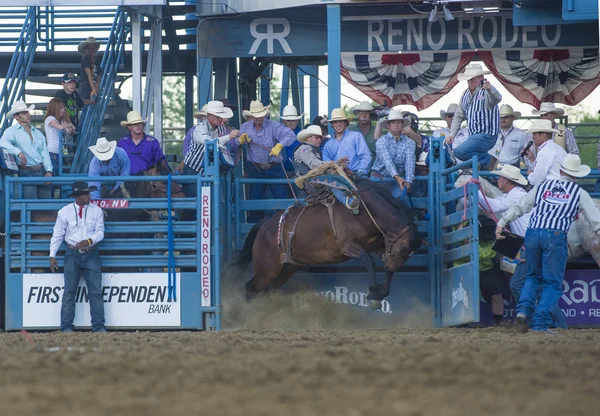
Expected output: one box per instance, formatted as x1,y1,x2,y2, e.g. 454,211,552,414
571,112,600,169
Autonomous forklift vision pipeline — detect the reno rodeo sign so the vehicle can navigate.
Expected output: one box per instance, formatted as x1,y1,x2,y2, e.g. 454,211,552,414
198,11,599,57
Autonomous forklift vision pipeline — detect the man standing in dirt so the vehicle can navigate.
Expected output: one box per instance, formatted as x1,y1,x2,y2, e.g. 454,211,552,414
50,182,106,333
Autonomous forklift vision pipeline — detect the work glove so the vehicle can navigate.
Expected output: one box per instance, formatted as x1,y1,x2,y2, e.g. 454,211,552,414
269,143,283,157
238,133,251,144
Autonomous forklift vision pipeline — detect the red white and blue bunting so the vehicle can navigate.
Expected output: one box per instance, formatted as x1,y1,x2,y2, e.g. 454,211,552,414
341,48,600,110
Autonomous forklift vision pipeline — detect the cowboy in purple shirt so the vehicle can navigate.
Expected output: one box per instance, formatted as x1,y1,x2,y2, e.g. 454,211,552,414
230,100,296,222
117,111,166,175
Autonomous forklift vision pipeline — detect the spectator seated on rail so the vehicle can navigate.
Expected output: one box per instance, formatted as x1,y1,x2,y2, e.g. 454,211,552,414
280,104,303,177
78,37,102,105
532,102,579,155
117,111,166,175
323,108,371,177
292,124,358,213
369,110,415,201
182,104,208,159
88,137,131,200
230,100,296,222
0,100,53,199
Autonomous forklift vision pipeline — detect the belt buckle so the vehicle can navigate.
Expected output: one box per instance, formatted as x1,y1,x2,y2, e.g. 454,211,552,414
259,163,271,170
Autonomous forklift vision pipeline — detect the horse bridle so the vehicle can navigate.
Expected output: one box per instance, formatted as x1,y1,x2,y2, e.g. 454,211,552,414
149,180,182,197
385,226,412,259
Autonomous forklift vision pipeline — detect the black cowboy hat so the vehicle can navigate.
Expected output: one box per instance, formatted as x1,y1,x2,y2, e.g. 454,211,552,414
67,181,97,197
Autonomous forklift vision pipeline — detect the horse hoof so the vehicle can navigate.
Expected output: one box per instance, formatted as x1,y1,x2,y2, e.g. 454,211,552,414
369,300,382,310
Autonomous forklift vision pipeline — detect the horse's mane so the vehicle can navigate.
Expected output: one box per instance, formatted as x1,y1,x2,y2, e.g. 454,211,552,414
355,178,415,219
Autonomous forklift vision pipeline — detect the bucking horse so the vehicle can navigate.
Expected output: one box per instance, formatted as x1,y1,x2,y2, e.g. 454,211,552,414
232,174,422,310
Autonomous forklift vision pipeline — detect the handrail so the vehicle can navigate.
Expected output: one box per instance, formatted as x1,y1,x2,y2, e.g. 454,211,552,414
0,7,37,134
72,8,129,173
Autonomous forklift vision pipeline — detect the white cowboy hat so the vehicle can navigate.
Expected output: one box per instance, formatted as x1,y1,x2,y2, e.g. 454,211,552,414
499,104,521,119
297,125,330,143
88,137,117,161
242,100,270,121
526,119,559,135
457,64,491,82
532,102,565,117
6,100,35,119
491,164,528,186
391,105,404,112
78,36,100,54
559,154,591,178
380,110,410,129
328,108,351,123
352,101,375,114
204,100,233,119
120,111,147,128
281,104,303,121
416,152,428,166
440,103,458,119
194,104,208,119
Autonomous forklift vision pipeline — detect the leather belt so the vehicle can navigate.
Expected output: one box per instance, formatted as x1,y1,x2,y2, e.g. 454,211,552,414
257,162,277,171
67,245,93,253
19,163,43,171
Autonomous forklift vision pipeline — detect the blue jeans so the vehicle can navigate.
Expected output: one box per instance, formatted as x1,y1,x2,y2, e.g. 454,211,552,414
369,174,408,201
245,162,291,222
181,164,199,198
453,132,497,169
61,248,105,332
516,228,568,331
18,168,51,199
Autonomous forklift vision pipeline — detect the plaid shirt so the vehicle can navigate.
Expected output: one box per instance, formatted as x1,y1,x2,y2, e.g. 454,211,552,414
231,118,296,164
371,132,416,183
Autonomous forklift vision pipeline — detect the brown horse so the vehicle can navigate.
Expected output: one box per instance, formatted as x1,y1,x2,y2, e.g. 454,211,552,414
232,179,422,309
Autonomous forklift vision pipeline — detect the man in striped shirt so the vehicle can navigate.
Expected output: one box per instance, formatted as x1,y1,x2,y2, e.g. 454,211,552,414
445,64,501,169
182,101,239,197
495,155,600,333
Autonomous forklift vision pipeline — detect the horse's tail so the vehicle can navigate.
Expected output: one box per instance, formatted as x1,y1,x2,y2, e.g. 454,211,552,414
230,218,268,270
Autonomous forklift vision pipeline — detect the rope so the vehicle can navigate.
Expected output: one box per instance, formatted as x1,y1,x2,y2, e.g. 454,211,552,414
167,174,176,302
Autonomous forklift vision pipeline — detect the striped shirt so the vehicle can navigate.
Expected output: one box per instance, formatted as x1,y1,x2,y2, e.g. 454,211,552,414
184,120,231,174
461,87,500,137
499,177,600,235
528,179,581,232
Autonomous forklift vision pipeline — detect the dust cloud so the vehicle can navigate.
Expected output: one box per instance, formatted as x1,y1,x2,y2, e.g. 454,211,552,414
221,266,432,330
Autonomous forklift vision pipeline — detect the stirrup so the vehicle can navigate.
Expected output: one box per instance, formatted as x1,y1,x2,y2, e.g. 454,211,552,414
345,196,360,214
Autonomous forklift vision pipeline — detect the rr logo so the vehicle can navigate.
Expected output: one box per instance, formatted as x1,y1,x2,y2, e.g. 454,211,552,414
249,18,292,55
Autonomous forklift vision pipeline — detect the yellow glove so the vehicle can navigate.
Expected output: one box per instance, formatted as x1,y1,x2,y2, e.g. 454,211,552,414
269,143,284,157
239,133,251,144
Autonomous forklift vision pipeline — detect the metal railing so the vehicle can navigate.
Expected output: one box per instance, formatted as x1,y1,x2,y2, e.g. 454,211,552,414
0,7,37,133
72,8,129,173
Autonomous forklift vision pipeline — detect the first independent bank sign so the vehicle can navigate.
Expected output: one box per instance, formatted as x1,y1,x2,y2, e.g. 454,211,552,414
199,14,597,57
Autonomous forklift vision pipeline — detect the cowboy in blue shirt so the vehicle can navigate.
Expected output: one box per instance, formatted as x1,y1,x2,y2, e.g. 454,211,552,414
88,137,130,199
322,108,371,175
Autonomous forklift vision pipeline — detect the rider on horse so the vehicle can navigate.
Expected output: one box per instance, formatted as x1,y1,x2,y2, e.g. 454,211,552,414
293,125,360,213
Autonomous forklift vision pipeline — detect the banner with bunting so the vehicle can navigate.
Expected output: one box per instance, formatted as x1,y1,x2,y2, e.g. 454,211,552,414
341,49,600,110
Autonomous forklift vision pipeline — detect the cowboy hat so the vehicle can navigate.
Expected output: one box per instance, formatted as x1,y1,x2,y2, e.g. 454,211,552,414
328,108,351,123
78,36,100,54
6,100,35,119
416,152,428,166
526,119,559,135
352,101,375,114
281,104,303,121
457,64,491,82
297,125,330,143
499,104,521,119
440,103,458,119
204,100,233,119
532,102,565,117
491,164,528,186
120,111,147,128
219,97,238,110
559,154,591,178
380,110,410,129
67,181,98,198
194,104,207,119
89,137,117,161
242,100,270,121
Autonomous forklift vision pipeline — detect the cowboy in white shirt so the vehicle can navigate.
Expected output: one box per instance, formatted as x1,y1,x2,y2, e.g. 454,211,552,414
532,103,579,155
479,164,531,237
49,182,106,333
488,104,528,169
524,120,567,186
432,103,458,138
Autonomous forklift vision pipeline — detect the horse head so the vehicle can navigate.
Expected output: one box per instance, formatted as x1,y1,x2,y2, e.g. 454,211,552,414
382,224,421,272
142,164,186,199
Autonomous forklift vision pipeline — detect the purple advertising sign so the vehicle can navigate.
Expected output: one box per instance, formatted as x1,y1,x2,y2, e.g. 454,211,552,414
559,270,600,327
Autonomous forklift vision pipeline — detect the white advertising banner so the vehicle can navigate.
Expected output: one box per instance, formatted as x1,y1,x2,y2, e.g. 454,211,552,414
201,186,211,307
22,273,181,328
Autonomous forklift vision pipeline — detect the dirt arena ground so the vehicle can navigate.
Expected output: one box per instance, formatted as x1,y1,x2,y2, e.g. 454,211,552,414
1,286,599,416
